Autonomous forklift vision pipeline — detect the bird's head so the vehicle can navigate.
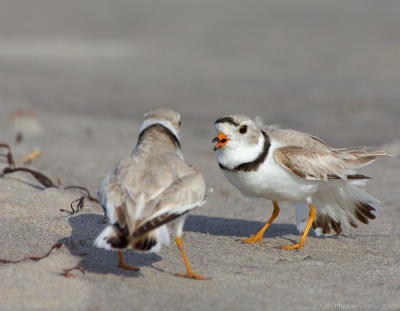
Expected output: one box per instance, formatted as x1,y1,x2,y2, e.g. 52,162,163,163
212,115,261,152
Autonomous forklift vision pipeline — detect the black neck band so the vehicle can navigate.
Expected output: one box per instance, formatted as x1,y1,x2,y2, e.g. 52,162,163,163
138,124,181,149
219,130,270,172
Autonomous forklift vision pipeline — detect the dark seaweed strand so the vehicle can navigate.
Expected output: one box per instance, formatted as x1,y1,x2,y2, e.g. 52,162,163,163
3,167,57,188
64,185,99,203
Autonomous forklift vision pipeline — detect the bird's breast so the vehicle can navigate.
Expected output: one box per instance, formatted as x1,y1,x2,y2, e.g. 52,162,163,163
222,153,319,202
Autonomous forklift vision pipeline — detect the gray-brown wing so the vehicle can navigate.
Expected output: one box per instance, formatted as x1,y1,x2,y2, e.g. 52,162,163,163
98,152,181,227
97,164,128,225
273,145,385,180
132,165,206,238
98,152,205,236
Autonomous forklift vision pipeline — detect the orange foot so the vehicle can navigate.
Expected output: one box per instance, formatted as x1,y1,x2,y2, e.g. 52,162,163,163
118,251,140,271
120,262,140,271
241,234,263,244
240,202,280,244
281,202,317,250
175,271,210,280
281,243,302,250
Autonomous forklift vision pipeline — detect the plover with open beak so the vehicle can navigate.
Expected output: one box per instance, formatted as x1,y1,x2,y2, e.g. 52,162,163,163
213,114,388,250
94,109,209,279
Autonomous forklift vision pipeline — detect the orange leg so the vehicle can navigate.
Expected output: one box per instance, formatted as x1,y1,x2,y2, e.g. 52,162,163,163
281,202,317,250
118,250,139,271
175,237,210,280
242,201,280,243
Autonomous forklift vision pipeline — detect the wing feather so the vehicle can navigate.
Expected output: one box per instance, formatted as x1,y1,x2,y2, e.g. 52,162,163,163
136,165,206,232
98,153,205,242
274,145,386,181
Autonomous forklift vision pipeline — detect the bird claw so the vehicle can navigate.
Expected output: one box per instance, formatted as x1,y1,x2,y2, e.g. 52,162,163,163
240,235,262,244
175,272,210,280
119,265,140,271
281,243,302,250
119,263,140,271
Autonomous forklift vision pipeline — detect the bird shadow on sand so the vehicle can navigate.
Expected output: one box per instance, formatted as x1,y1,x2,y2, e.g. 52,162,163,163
183,215,299,238
59,213,318,277
58,213,163,277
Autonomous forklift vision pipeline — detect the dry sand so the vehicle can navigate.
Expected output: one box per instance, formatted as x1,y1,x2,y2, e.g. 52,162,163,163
0,1,400,310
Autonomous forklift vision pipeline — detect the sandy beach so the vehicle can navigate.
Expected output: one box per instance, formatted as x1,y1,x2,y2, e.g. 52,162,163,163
0,1,400,310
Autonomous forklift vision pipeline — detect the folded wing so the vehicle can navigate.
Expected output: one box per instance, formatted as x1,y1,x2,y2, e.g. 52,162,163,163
96,154,205,251
274,145,386,180
133,165,206,239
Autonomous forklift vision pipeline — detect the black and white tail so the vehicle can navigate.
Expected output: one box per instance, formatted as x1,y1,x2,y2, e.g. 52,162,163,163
296,181,379,236
94,223,170,253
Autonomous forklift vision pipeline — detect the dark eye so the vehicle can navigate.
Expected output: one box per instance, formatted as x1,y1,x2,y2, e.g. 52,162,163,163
239,125,248,134
178,121,182,127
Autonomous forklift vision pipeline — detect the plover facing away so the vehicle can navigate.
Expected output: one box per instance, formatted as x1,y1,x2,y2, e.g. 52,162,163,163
94,109,209,280
213,114,388,250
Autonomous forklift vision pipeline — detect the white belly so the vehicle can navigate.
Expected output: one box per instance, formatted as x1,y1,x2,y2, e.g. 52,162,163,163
223,154,319,202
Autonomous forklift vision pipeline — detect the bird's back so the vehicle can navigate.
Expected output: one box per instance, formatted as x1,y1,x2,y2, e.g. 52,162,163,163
99,127,191,222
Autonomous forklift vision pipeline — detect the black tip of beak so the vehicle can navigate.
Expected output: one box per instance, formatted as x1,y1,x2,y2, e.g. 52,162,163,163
212,137,219,143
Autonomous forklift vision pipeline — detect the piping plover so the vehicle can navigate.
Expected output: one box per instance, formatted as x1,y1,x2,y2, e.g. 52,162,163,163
94,109,208,279
213,114,387,249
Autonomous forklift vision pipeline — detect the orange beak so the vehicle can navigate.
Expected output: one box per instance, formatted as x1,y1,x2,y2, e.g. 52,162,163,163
212,132,229,151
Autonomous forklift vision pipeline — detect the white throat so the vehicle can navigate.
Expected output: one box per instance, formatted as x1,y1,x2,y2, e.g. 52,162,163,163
217,132,265,169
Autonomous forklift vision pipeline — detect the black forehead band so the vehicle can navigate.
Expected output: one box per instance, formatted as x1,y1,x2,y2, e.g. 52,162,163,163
214,117,240,127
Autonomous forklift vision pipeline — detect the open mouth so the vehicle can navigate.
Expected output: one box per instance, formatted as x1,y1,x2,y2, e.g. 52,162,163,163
212,132,229,151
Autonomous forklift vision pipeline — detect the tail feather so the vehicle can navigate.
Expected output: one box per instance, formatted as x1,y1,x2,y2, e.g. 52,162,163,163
296,182,380,236
132,225,170,253
94,223,170,253
93,225,129,251
312,213,343,235
332,148,388,172
133,233,157,251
